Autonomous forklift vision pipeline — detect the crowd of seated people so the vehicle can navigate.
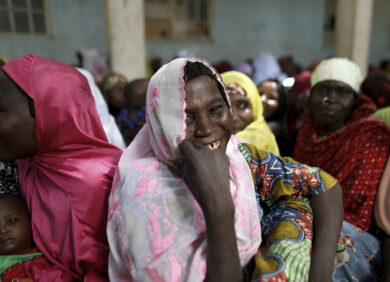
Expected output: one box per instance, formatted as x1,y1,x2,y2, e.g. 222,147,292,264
0,52,389,282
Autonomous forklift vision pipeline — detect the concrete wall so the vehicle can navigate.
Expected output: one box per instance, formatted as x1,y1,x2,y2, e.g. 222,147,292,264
0,0,107,65
146,0,334,68
146,0,390,69
370,0,390,66
1,0,389,69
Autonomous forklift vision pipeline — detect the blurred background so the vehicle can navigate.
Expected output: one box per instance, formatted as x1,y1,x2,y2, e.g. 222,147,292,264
0,0,389,80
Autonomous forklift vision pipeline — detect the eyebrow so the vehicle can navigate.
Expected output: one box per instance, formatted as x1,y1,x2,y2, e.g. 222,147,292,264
185,96,226,113
209,96,226,105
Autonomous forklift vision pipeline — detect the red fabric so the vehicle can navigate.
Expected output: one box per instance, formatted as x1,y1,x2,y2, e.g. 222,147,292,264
290,71,311,97
1,248,52,282
2,262,29,282
2,55,122,280
294,95,390,231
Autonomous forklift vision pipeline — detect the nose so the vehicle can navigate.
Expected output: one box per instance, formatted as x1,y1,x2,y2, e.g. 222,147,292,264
195,114,214,137
231,108,240,122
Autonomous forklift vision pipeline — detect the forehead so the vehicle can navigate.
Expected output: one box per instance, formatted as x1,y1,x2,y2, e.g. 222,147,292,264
313,80,353,91
0,197,28,215
229,91,250,102
259,81,278,91
184,75,222,102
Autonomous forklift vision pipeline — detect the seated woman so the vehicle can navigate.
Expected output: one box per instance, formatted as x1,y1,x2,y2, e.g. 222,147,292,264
0,55,123,280
294,58,390,280
258,78,294,156
107,58,343,281
221,71,280,155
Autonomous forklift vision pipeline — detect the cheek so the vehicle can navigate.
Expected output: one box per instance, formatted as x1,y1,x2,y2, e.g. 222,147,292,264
220,110,233,131
184,124,194,141
240,109,253,125
0,115,36,160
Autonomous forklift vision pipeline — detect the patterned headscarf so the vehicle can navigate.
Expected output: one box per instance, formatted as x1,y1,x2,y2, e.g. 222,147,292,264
0,161,20,196
311,58,363,92
221,71,280,156
107,58,261,281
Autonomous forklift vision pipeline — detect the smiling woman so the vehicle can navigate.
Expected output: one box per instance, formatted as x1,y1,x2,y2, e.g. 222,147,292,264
107,58,344,282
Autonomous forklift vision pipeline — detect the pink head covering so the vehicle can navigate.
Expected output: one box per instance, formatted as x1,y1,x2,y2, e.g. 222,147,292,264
2,54,122,280
107,58,261,281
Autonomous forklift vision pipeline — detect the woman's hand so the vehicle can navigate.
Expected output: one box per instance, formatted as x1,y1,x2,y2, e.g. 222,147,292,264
168,140,233,216
168,140,243,282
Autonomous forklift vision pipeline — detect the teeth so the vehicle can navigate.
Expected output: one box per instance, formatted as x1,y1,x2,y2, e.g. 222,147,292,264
207,140,221,151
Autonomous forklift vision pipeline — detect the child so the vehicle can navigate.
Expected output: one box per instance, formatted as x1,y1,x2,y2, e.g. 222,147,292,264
118,78,149,145
0,195,51,281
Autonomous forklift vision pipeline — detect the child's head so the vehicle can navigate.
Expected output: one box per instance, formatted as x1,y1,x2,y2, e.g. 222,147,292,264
0,194,33,255
124,78,149,111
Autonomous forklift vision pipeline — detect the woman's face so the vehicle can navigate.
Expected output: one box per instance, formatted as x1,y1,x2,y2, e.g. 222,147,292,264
258,81,279,119
184,75,232,153
310,80,356,133
0,72,36,161
228,92,253,134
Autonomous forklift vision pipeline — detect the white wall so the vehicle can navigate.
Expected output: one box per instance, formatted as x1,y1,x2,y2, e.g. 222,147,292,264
0,0,107,65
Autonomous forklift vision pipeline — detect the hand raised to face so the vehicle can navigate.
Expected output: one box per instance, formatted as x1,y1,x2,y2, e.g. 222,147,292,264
168,141,233,216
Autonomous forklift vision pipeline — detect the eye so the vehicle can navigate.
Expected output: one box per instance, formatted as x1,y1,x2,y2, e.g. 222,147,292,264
208,104,224,114
339,88,353,97
238,101,251,111
313,87,327,97
185,113,195,125
8,217,18,224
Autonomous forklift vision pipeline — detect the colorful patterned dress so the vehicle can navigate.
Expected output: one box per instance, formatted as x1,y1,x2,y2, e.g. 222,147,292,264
239,143,338,281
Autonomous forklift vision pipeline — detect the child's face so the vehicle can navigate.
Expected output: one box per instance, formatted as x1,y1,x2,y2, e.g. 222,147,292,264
0,196,33,255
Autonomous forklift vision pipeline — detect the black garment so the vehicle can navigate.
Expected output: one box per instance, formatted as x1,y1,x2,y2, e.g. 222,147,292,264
267,119,294,157
0,161,21,195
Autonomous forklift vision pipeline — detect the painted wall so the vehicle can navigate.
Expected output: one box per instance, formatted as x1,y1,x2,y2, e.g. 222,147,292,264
0,0,107,65
1,0,389,70
370,0,390,66
146,0,390,69
146,0,333,68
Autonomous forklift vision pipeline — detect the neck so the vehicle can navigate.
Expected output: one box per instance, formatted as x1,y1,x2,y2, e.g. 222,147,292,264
317,121,344,137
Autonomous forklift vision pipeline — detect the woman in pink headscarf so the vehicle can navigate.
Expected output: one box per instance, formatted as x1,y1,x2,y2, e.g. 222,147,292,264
0,54,122,281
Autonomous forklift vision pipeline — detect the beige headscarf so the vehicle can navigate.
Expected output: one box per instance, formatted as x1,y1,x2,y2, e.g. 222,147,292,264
311,58,363,92
222,71,280,156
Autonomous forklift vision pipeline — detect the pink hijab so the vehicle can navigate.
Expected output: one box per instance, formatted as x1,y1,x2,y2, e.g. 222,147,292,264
107,58,261,281
2,54,122,281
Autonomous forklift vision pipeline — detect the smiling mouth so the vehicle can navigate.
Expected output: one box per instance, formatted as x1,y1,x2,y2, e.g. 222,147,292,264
207,139,221,151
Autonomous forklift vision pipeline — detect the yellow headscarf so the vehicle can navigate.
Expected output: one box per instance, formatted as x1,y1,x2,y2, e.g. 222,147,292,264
221,71,280,156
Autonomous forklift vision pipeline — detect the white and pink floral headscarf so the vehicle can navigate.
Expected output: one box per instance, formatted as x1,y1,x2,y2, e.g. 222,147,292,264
107,58,261,281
